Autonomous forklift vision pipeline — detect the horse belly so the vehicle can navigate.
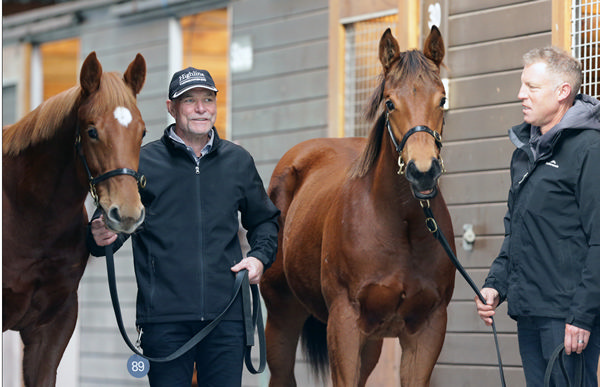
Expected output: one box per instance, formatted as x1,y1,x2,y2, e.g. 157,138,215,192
282,181,335,320
268,137,366,321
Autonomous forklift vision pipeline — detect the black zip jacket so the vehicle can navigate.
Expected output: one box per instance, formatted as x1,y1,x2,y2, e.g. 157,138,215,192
88,126,279,324
484,94,600,331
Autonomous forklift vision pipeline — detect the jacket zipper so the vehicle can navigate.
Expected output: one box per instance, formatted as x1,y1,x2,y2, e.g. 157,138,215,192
195,160,204,320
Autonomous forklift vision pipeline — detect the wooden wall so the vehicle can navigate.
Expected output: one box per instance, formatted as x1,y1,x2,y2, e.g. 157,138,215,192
432,0,553,385
230,0,330,182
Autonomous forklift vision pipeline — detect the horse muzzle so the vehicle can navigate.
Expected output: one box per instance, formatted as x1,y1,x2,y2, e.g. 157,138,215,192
104,204,145,234
404,158,442,199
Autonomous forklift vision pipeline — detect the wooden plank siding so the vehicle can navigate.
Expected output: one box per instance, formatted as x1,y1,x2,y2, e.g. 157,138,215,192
230,0,330,181
433,1,552,385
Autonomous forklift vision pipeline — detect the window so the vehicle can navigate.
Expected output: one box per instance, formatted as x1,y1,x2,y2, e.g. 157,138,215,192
181,9,229,137
40,38,79,101
343,13,397,137
572,0,599,98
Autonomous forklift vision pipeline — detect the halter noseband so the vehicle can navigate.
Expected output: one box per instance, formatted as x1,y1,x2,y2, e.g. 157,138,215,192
75,129,146,206
385,112,444,175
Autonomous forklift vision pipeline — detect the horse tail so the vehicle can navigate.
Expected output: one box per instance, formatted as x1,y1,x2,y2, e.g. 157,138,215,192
301,315,329,381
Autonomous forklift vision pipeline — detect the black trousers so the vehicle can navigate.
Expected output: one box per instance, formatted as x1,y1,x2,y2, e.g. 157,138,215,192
517,316,600,387
140,320,245,387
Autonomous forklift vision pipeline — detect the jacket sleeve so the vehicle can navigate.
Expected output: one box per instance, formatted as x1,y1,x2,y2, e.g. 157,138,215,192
483,208,511,304
484,147,520,304
567,143,600,331
86,207,129,257
239,157,280,270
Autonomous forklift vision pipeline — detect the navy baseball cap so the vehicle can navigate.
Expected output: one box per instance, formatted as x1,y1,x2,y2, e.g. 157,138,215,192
168,67,218,100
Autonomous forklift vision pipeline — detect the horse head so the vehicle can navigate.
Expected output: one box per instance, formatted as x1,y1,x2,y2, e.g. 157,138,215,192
377,26,446,200
77,51,147,233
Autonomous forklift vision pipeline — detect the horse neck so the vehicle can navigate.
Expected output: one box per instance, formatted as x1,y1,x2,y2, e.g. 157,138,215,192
5,111,89,211
370,131,414,203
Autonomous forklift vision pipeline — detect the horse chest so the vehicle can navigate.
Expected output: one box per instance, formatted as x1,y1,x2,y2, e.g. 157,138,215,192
354,275,441,336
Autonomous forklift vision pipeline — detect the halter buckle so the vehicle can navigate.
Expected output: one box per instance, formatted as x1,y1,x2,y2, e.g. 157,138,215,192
397,154,405,175
89,182,99,205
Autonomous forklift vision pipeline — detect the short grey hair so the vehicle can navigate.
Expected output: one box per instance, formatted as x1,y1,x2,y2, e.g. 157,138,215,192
523,47,583,97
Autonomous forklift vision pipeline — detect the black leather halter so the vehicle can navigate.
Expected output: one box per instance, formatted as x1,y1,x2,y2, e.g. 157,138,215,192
75,127,146,205
385,112,443,175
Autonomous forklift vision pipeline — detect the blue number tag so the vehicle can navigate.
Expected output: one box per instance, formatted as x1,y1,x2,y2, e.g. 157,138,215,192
127,354,150,378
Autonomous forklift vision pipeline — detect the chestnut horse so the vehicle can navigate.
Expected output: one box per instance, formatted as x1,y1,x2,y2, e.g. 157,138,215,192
3,51,147,386
261,26,455,386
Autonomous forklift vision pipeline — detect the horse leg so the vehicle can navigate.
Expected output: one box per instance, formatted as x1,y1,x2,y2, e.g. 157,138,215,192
327,299,370,387
2,287,31,331
20,293,78,387
398,306,447,387
262,275,309,386
358,338,384,386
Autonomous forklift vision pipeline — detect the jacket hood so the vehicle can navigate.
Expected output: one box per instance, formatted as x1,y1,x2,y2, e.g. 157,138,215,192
556,94,600,131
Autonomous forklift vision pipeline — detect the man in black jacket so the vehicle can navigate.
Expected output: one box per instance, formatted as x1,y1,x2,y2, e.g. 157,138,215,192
475,47,600,386
88,67,279,386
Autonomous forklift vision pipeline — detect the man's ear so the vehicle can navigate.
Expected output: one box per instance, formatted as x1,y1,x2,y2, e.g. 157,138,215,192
557,82,573,103
166,99,176,119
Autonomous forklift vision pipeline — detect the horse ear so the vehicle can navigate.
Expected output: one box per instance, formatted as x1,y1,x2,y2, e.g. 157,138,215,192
123,53,146,96
378,28,400,73
423,25,445,68
80,51,102,96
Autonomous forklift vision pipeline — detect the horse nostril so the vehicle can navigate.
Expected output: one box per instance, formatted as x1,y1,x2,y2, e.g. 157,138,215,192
430,158,442,177
405,158,442,190
108,207,122,223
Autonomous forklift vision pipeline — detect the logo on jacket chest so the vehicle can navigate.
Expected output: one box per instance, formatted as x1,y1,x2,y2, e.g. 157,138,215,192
545,160,559,168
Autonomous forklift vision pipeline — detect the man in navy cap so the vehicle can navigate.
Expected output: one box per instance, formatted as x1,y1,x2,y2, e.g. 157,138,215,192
88,67,280,386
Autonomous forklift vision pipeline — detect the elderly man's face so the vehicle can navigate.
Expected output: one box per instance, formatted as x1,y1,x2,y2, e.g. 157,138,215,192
168,88,217,139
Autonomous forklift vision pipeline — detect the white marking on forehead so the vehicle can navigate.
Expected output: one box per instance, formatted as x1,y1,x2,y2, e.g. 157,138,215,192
114,106,133,127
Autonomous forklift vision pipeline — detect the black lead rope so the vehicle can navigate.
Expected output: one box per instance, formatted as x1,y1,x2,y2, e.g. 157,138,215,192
420,200,507,387
105,245,266,373
544,343,584,387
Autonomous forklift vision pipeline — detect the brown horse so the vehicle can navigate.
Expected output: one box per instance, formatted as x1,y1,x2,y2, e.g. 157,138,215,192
261,26,455,386
3,51,147,386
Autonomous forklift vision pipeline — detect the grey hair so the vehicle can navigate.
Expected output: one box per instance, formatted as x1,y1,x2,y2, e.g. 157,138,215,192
523,47,583,97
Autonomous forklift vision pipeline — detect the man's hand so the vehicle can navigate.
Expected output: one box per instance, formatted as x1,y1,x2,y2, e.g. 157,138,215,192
90,215,118,246
564,323,590,355
475,287,500,326
231,257,264,284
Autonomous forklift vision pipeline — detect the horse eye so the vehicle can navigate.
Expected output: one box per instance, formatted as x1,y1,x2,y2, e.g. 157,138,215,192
385,100,395,112
440,97,447,108
87,126,98,140
142,128,147,138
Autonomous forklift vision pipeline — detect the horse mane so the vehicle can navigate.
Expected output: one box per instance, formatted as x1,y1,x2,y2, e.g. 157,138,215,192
3,87,81,156
349,49,442,179
2,72,135,157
